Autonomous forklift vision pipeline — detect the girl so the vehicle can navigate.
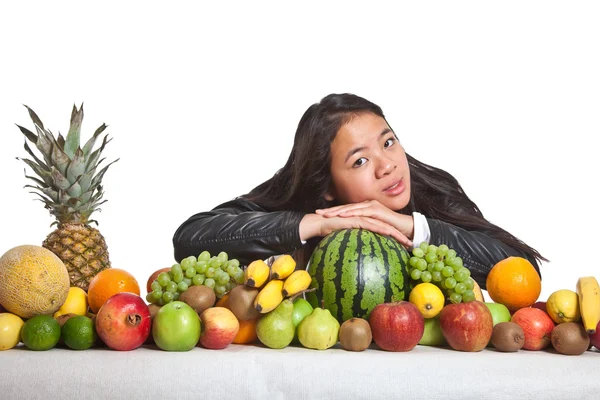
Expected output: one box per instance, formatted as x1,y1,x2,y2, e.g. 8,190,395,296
173,93,545,289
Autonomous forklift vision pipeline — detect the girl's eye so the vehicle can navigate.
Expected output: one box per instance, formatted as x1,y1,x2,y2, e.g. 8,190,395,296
384,138,395,148
353,157,367,168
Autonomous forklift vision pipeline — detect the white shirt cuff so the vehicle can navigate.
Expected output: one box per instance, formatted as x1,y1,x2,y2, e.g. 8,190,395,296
411,212,430,248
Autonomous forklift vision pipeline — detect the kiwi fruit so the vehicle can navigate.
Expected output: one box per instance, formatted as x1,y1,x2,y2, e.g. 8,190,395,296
179,285,216,314
491,322,525,352
148,304,161,320
551,322,590,355
55,313,78,328
339,318,372,351
228,285,260,321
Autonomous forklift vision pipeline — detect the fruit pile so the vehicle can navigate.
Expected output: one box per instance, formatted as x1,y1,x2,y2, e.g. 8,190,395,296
1,241,600,355
147,251,244,305
408,242,479,304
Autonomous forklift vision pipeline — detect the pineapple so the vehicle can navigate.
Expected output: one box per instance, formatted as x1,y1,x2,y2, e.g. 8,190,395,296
16,104,118,290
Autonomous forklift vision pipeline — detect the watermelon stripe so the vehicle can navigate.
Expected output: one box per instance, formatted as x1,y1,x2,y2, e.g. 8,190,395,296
359,230,387,317
377,235,393,302
306,233,334,307
380,236,404,301
339,229,359,322
322,230,346,318
352,230,365,319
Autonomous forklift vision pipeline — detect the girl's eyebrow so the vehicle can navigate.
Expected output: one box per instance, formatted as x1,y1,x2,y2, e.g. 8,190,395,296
344,128,393,162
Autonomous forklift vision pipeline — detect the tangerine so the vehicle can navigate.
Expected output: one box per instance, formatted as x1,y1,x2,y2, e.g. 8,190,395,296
486,256,541,312
233,317,259,344
87,269,140,313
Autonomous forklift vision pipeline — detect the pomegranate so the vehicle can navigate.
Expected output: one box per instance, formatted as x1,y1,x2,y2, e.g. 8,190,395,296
95,292,151,351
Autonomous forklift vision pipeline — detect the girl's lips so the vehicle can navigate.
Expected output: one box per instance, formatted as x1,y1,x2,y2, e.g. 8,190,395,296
383,179,405,196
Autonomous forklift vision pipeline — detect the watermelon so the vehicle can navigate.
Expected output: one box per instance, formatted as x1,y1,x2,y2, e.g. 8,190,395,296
306,228,411,323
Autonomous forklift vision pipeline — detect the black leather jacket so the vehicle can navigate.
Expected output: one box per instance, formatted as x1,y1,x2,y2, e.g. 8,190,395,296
173,198,541,290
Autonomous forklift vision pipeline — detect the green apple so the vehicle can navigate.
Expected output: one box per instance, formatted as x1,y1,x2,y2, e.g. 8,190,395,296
292,298,313,342
484,302,511,326
152,301,201,351
419,316,446,346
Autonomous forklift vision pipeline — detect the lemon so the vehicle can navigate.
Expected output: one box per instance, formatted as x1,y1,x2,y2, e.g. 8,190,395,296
546,289,580,324
61,316,96,350
0,313,25,350
409,283,445,318
21,315,61,351
54,287,88,318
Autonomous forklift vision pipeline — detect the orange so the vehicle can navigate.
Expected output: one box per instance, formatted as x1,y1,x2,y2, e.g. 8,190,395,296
87,269,140,313
215,293,230,308
233,317,259,344
486,256,541,312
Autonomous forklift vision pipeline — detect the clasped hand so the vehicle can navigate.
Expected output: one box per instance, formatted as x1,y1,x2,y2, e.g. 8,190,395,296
299,200,414,247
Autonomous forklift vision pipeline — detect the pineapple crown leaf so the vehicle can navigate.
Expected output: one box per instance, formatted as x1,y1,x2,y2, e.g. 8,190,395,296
18,157,53,186
15,124,37,144
23,173,48,189
82,123,108,159
57,132,65,149
90,159,119,190
64,104,84,160
22,139,49,171
50,166,71,190
85,134,113,171
66,148,86,182
22,164,51,190
23,105,45,129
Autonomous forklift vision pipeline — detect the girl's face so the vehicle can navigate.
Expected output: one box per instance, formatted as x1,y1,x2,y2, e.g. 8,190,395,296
326,112,411,211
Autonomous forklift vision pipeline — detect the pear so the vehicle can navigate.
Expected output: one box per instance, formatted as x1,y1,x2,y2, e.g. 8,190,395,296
297,306,340,350
256,299,295,349
292,298,314,343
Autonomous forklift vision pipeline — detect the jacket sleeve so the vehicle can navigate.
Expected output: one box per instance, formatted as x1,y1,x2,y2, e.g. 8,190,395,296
426,218,541,290
172,198,307,266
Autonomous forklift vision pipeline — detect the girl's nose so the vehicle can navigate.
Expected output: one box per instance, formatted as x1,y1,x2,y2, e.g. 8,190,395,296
375,158,395,179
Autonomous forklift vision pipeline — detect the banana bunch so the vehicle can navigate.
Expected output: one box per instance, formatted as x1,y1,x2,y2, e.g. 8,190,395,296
576,276,600,334
244,255,312,313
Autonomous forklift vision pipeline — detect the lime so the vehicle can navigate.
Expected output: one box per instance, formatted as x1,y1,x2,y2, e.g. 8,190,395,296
61,316,96,350
21,315,61,350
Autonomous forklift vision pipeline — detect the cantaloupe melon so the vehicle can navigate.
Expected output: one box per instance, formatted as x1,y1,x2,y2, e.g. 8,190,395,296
0,245,70,318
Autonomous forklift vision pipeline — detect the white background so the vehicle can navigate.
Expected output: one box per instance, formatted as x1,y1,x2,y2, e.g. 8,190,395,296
1,1,598,301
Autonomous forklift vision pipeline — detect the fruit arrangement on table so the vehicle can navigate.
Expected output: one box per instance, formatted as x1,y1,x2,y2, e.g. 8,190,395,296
2,238,599,355
1,105,599,356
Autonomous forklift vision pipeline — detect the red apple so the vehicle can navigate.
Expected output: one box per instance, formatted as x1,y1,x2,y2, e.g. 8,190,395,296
95,292,151,351
511,307,554,350
589,320,600,350
531,301,547,313
146,267,171,293
199,307,239,349
368,301,424,352
440,301,493,352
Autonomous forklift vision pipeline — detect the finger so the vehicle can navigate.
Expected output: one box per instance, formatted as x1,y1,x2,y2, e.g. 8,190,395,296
315,204,349,215
320,203,371,217
360,217,413,248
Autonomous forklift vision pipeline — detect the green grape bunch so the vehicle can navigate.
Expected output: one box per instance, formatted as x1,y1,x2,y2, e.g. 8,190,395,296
409,242,477,304
146,250,245,306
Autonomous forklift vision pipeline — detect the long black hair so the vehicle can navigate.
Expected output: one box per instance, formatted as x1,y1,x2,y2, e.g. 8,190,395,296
243,93,547,263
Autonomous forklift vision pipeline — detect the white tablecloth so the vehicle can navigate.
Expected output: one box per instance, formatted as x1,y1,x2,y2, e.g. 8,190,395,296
1,344,598,400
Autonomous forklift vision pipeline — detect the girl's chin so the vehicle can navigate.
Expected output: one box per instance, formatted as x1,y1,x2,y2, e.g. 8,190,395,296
381,193,410,211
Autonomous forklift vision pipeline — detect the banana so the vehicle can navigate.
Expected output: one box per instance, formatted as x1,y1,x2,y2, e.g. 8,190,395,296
245,259,270,288
576,276,600,334
270,255,296,280
282,270,311,297
254,279,284,313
